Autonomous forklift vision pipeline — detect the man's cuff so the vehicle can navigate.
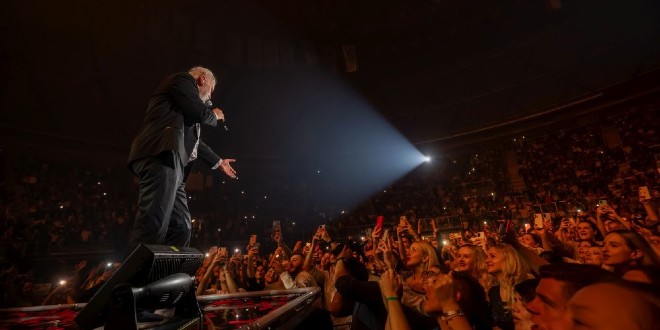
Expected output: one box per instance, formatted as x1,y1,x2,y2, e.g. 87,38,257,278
212,159,223,169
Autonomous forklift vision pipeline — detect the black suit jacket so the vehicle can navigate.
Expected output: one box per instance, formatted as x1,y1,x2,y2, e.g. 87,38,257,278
128,72,221,171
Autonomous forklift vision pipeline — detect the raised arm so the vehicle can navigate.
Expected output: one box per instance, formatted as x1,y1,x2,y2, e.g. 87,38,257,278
196,252,225,296
304,228,324,272
378,270,411,330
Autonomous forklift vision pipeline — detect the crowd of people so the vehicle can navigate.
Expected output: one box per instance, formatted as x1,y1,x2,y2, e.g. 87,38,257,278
0,103,659,329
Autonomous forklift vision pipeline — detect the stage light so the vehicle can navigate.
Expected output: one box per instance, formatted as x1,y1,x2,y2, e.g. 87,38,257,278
75,245,204,329
423,155,431,163
131,273,194,308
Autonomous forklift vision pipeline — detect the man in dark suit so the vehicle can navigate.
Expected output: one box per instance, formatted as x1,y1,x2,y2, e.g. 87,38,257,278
126,67,237,252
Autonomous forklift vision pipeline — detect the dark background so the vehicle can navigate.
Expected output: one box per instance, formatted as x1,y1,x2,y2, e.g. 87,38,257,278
1,0,659,165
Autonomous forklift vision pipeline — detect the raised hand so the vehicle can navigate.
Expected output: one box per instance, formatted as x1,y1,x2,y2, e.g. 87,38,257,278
372,225,382,240
432,272,457,307
293,240,303,253
378,269,401,298
219,159,238,179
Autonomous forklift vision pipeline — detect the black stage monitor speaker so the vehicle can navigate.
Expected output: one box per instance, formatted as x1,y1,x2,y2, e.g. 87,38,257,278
75,244,204,329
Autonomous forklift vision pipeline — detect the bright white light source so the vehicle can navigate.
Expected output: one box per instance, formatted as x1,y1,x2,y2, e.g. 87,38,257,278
423,155,431,163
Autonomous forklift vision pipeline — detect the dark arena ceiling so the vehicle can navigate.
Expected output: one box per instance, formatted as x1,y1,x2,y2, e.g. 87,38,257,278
1,0,660,163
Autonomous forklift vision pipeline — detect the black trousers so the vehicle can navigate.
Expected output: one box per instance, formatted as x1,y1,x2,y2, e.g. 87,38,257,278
127,151,191,254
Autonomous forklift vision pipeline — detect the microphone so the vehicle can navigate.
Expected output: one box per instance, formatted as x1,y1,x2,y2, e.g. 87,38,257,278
205,99,229,131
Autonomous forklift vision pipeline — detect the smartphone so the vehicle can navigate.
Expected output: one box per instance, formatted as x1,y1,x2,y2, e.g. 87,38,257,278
376,215,384,229
476,231,485,238
598,199,608,206
533,214,544,229
639,186,651,200
253,242,260,250
249,234,257,245
220,247,227,256
318,224,326,231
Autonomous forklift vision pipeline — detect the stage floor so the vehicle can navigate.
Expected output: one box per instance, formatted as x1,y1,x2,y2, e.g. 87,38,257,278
0,288,321,330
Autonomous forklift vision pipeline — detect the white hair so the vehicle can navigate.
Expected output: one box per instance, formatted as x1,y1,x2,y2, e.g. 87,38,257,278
188,66,215,82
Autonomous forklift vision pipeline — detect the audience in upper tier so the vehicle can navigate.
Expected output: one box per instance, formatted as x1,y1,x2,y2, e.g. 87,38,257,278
0,103,659,330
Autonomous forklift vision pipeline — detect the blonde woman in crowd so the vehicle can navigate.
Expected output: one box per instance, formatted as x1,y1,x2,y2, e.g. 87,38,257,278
486,244,530,330
401,241,440,315
455,244,491,295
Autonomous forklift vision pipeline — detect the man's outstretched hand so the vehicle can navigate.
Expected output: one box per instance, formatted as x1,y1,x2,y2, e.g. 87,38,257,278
219,159,238,179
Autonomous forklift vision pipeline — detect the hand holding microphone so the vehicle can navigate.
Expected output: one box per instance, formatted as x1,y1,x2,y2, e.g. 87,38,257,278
205,99,229,131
